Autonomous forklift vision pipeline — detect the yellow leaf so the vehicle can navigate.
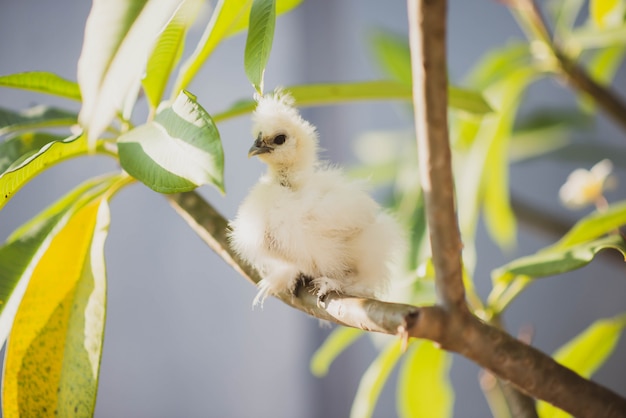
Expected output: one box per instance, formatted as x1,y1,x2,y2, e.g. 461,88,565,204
3,197,110,417
590,0,624,28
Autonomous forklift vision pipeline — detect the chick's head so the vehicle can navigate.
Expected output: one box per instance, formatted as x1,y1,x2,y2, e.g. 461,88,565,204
249,91,318,170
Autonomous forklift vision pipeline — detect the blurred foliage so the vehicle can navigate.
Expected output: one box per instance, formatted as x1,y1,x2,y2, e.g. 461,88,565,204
0,0,624,417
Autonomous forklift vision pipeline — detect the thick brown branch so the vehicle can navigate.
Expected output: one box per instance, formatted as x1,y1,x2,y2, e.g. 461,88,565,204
166,191,626,417
407,0,465,311
435,314,626,418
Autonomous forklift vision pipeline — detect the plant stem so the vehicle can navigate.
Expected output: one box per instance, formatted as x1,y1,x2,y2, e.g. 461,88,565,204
508,0,626,133
407,0,465,312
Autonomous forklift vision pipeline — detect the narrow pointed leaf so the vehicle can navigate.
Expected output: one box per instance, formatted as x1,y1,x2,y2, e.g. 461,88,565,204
553,200,626,249
489,234,626,312
310,327,363,377
78,0,183,144
0,72,81,101
118,90,224,193
590,0,624,28
369,29,412,86
172,0,301,94
0,132,65,175
244,0,276,94
398,341,453,418
0,176,118,352
3,196,111,417
350,341,403,418
143,0,204,109
0,106,78,137
214,81,491,122
538,314,626,418
0,135,89,210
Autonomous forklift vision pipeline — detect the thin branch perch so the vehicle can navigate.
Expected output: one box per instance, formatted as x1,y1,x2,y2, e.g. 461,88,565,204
166,191,626,417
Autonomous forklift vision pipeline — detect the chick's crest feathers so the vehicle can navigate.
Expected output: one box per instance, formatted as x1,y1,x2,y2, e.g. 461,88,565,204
252,91,318,149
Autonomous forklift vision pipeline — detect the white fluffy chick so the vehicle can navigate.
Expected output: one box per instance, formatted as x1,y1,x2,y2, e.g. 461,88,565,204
229,92,403,305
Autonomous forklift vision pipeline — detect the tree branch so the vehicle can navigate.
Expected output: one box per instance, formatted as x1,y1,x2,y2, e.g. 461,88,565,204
166,191,626,417
507,0,626,133
407,0,465,311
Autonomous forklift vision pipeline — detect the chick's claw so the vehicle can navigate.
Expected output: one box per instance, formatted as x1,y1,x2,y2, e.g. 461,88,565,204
289,273,313,297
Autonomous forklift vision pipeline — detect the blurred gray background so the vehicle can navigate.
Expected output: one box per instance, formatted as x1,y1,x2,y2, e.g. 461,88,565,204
0,0,625,417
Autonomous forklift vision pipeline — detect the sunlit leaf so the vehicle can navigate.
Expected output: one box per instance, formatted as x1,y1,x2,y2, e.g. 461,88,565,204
590,0,624,28
552,200,626,249
244,0,276,94
310,327,363,377
3,195,111,417
569,25,626,49
369,29,412,85
457,67,537,249
551,0,585,41
172,0,301,94
350,340,403,418
0,132,65,174
118,90,224,193
465,43,532,89
537,313,626,418
214,81,491,122
78,0,183,145
0,175,118,351
0,106,77,137
397,341,453,418
143,0,204,109
227,0,301,36
0,72,81,101
579,46,626,112
509,109,590,162
0,135,89,210
489,234,626,313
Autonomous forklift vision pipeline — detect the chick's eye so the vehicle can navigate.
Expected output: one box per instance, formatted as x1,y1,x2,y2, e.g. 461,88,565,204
273,134,287,145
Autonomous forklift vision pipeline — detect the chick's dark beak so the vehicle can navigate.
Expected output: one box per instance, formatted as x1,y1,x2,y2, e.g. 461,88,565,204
248,134,272,157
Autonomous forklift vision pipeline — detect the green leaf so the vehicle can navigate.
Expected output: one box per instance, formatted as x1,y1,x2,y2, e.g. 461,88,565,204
397,341,454,418
172,0,301,95
77,0,184,144
244,0,276,94
0,106,78,137
537,313,626,418
143,0,204,110
118,90,224,193
450,87,493,115
489,234,626,313
3,193,111,417
0,175,119,351
569,24,626,49
227,0,301,36
0,132,65,175
509,109,590,163
0,135,89,210
465,43,532,89
0,72,81,101
550,0,585,41
457,67,537,249
214,81,491,122
553,200,626,249
350,340,403,418
310,327,363,377
369,29,412,85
